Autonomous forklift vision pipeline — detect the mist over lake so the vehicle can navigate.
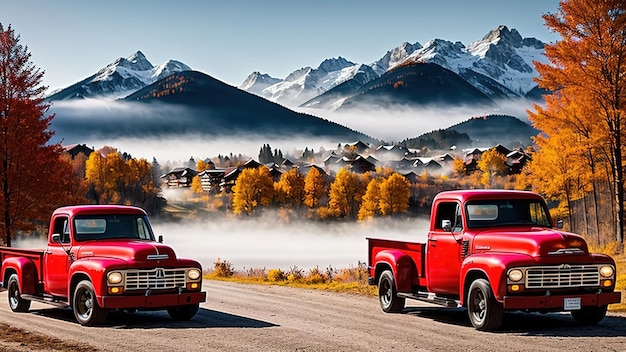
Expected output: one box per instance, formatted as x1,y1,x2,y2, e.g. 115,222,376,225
151,215,430,272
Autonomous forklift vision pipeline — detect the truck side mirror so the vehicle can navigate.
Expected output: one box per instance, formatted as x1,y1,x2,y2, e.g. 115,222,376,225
51,233,61,243
441,220,452,232
556,219,563,229
158,235,163,243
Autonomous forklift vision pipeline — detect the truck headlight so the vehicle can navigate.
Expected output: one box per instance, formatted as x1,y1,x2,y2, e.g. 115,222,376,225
187,268,201,280
600,265,614,278
508,269,524,282
107,271,123,285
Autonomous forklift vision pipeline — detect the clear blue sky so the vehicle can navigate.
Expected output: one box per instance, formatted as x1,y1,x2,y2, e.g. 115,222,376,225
4,0,561,92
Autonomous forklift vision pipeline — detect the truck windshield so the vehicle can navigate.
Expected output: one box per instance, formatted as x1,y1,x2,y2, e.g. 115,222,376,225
73,214,154,241
465,199,551,228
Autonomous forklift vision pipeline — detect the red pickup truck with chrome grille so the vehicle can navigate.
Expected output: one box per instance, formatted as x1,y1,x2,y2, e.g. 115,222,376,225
0,205,206,326
368,189,622,330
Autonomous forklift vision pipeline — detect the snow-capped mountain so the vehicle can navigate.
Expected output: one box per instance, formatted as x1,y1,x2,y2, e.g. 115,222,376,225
239,72,282,95
46,51,192,101
404,25,547,96
239,57,364,107
242,25,548,109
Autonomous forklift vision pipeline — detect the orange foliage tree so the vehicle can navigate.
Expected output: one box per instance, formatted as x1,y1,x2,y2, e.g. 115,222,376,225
533,0,626,244
303,167,328,208
327,168,365,218
0,24,82,246
232,166,274,215
276,168,305,208
358,178,381,220
85,148,163,213
379,173,411,216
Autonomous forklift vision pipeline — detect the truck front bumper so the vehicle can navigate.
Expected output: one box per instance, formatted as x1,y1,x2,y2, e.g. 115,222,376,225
503,291,621,310
99,291,207,309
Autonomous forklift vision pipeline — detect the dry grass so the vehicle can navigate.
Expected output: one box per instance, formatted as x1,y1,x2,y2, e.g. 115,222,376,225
206,260,377,296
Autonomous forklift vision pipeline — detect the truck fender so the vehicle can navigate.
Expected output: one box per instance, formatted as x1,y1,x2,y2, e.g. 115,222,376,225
2,257,38,295
373,250,414,293
68,257,126,304
460,256,507,306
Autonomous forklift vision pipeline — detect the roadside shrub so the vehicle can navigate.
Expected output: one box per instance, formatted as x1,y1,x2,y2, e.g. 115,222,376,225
287,265,304,282
306,266,327,284
333,261,369,284
244,267,267,278
267,268,286,282
213,258,234,277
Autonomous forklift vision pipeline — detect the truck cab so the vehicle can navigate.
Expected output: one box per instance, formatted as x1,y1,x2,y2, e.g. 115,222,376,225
368,189,621,330
1,205,206,326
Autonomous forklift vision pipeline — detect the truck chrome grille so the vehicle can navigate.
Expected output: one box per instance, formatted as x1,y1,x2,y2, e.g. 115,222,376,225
525,265,600,289
124,268,187,290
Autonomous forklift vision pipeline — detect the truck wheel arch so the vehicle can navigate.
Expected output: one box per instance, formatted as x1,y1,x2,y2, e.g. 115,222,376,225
462,270,489,307
373,250,414,293
2,258,37,295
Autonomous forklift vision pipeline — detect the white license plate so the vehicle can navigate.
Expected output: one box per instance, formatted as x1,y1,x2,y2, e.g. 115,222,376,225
564,297,581,310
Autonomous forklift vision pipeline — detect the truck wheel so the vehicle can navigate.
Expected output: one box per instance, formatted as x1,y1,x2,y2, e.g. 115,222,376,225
7,274,31,312
73,280,107,326
167,303,200,321
467,278,503,331
378,270,405,313
571,305,607,325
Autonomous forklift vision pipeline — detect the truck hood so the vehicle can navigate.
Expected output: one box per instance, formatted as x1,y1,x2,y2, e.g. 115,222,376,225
76,240,177,263
471,227,588,258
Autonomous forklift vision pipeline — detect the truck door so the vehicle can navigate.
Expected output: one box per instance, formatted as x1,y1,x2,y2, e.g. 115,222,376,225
44,215,72,297
426,201,463,295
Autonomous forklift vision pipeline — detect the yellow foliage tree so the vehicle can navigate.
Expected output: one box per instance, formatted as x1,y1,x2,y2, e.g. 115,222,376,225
535,0,626,244
477,149,508,188
276,168,305,207
232,166,274,215
358,178,381,220
327,168,364,218
190,175,204,194
304,167,327,208
379,173,411,216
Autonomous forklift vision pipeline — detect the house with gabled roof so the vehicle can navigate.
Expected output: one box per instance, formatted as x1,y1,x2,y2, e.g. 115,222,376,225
161,167,198,188
63,144,94,159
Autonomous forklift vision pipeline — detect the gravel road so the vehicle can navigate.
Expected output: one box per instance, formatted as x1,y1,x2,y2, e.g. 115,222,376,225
0,280,624,352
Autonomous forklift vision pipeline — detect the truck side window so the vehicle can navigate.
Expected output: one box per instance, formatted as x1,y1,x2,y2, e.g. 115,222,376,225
452,203,463,232
435,202,460,230
52,217,71,244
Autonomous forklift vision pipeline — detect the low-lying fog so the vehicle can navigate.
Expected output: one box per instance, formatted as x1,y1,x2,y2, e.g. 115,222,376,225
14,216,430,272
151,216,430,271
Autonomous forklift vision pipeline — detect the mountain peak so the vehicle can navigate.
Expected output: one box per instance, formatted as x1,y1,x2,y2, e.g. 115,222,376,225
317,57,355,73
125,50,153,71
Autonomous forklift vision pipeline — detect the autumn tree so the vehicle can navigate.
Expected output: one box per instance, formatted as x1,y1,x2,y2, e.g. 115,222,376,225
232,166,274,215
534,0,626,245
276,168,305,207
358,178,381,220
0,24,79,246
327,168,364,218
85,148,164,213
379,173,411,216
477,149,508,188
304,167,327,208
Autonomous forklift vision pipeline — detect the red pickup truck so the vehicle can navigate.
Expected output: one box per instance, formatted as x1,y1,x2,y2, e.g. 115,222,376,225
0,205,206,326
368,189,621,331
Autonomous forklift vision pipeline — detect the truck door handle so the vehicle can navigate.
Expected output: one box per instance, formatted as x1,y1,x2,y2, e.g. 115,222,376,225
44,251,52,254
428,238,437,242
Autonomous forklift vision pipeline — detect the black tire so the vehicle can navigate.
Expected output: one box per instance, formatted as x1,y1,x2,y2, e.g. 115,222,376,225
571,305,607,325
72,280,107,326
378,270,405,313
167,303,200,321
467,278,503,331
7,274,31,312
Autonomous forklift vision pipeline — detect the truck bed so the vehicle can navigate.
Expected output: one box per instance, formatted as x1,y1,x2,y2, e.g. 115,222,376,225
0,247,45,287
